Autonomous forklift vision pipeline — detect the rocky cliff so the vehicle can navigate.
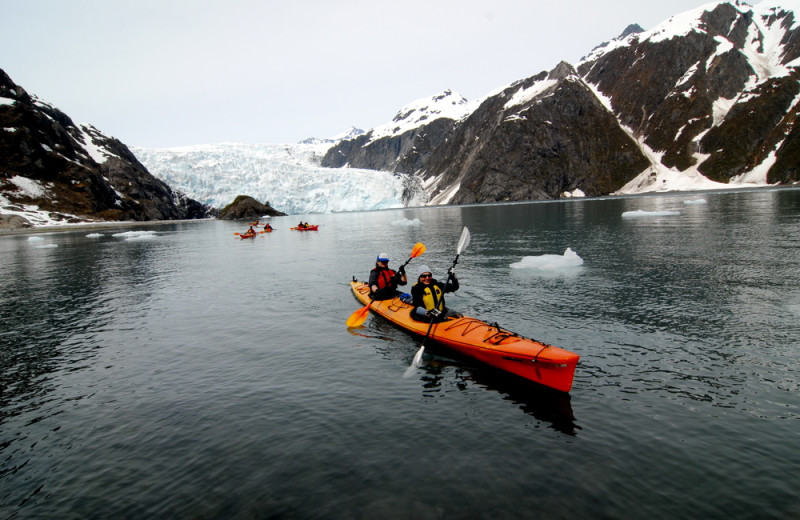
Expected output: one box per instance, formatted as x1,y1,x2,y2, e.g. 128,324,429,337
322,1,800,204
217,195,286,220
0,68,214,228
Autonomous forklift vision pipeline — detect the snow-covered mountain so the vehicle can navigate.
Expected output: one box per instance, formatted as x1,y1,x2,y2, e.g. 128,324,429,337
0,68,211,229
299,126,365,146
5,1,800,228
132,142,426,215
324,1,800,204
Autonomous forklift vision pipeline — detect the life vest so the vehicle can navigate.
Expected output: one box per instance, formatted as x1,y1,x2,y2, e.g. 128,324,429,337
373,267,397,290
420,284,445,312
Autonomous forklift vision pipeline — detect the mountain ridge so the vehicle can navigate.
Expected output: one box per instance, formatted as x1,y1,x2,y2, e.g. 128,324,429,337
0,68,214,229
321,0,800,203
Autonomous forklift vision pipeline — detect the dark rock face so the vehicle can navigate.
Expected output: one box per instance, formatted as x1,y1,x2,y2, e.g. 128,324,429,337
579,2,800,184
0,68,214,227
217,195,286,220
320,2,800,205
322,118,459,174
0,215,31,230
321,89,468,173
423,64,650,203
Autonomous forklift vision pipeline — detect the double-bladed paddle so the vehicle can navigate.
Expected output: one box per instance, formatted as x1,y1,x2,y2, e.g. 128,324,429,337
405,227,470,373
346,242,426,328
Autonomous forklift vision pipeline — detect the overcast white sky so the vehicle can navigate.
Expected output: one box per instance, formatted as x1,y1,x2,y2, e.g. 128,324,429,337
1,0,712,148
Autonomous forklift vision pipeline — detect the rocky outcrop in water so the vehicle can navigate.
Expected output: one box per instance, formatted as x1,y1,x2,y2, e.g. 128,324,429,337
217,195,286,220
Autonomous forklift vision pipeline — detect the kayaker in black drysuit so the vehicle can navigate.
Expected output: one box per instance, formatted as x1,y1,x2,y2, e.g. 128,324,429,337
411,264,459,322
369,252,407,300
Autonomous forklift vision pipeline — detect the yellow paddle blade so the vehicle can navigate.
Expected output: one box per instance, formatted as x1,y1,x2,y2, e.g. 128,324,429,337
410,242,426,258
346,303,372,327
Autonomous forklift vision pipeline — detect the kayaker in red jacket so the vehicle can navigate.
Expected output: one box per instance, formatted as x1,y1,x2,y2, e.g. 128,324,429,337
369,253,407,300
411,264,459,321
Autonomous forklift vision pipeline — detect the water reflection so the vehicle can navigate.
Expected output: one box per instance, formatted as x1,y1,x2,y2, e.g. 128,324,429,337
351,321,579,435
415,347,579,436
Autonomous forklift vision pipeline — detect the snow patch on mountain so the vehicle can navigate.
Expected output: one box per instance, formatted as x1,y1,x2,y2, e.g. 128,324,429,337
300,126,365,145
367,89,478,144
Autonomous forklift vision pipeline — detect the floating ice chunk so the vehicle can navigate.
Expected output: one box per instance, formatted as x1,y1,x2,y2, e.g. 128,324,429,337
510,247,584,270
112,230,157,238
35,244,58,249
621,210,681,218
86,233,104,238
391,218,422,227
125,234,156,241
683,199,707,205
27,236,45,241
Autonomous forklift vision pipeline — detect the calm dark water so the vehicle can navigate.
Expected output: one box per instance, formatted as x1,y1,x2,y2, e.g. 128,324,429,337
1,188,799,519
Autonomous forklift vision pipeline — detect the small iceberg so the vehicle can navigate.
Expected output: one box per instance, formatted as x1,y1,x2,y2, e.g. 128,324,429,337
391,218,422,227
112,230,157,238
621,209,681,218
125,234,156,241
683,199,707,205
86,233,104,238
27,236,45,241
35,244,58,249
510,247,584,271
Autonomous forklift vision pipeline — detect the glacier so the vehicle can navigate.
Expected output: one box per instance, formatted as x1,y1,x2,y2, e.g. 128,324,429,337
132,142,425,215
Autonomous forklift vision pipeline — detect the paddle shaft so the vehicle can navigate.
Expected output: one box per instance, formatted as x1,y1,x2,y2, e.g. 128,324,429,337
410,316,436,368
421,316,436,347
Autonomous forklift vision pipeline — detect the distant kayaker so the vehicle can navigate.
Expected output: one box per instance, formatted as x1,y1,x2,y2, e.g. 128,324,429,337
244,226,256,235
369,253,407,300
411,264,458,321
264,223,273,231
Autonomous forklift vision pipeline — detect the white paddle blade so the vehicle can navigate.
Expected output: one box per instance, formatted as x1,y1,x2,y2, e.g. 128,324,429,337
403,346,425,378
457,227,470,254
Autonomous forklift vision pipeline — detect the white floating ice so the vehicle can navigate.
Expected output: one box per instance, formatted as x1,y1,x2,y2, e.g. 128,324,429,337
621,210,681,218
391,218,422,227
112,230,157,238
510,247,584,270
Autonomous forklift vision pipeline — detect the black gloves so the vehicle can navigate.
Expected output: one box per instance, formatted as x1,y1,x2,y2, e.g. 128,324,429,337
426,309,441,317
398,265,405,275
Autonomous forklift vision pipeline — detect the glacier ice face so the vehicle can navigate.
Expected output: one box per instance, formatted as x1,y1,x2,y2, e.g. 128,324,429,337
132,142,421,215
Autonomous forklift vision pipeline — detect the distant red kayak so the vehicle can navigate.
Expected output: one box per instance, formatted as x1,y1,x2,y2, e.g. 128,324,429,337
239,233,257,239
291,225,318,231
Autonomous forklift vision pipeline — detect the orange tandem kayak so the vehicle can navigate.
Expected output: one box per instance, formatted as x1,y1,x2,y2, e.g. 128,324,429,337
350,281,579,392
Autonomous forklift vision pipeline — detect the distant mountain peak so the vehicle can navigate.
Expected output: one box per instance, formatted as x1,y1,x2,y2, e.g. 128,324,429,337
299,126,365,145
368,89,473,143
619,23,645,38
